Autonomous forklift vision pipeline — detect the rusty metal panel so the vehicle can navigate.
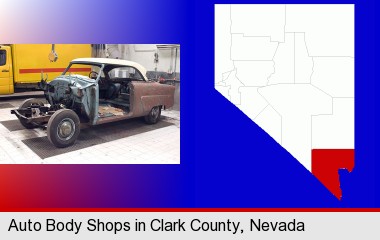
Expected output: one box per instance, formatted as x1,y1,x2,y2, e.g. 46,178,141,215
130,81,175,117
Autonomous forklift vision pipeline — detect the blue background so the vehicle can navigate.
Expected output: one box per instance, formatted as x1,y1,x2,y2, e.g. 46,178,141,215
192,0,377,207
0,0,378,209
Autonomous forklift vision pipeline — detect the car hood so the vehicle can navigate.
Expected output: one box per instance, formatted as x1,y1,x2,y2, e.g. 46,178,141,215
49,74,96,89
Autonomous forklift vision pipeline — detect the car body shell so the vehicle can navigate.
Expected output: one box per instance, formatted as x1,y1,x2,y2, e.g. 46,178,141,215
12,58,175,126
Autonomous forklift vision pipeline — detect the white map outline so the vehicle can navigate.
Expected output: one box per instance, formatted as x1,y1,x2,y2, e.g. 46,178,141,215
215,4,355,171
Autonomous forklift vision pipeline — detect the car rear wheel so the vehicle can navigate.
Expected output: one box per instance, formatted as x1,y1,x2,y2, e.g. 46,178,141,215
18,98,45,129
47,109,80,148
144,106,161,124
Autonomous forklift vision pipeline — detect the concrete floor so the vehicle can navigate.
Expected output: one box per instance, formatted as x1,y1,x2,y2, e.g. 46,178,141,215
0,96,180,164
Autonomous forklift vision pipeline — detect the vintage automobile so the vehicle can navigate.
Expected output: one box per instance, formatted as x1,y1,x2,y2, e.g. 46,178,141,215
11,58,175,148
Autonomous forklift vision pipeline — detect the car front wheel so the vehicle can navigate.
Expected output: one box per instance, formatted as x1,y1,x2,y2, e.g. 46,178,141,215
144,106,161,124
47,109,80,148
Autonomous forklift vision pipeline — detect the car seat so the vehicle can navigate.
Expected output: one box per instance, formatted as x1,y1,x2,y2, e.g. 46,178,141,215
106,83,121,99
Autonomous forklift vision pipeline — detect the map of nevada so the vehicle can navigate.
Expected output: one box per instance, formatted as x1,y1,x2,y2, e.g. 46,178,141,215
215,4,354,199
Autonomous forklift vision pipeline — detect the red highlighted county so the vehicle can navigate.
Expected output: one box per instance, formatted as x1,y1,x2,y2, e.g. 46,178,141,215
215,5,355,199
312,149,355,200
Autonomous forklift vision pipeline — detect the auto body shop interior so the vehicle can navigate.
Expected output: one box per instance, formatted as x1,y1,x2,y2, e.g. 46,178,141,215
0,44,180,164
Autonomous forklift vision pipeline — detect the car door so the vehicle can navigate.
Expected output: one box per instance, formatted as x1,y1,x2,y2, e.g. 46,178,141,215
0,46,12,94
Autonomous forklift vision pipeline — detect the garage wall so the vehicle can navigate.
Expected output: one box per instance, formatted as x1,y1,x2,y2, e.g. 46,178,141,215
127,45,180,74
98,44,180,76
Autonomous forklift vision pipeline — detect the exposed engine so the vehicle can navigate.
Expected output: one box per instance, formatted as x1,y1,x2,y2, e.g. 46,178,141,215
40,75,95,113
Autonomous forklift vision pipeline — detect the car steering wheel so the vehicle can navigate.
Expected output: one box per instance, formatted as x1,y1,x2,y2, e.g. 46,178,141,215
89,71,98,79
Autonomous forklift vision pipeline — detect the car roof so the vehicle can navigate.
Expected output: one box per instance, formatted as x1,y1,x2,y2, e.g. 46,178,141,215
71,58,148,80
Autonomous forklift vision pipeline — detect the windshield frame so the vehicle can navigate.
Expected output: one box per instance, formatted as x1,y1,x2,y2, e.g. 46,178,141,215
62,62,105,83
